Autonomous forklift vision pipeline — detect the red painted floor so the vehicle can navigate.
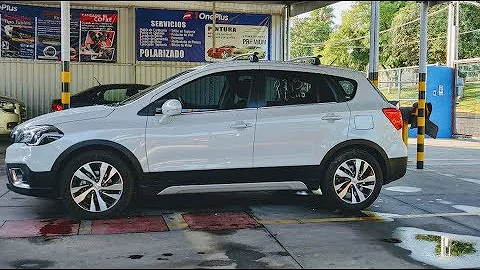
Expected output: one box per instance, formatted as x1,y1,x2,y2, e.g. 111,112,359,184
0,219,79,238
182,212,259,230
0,212,260,238
91,216,168,235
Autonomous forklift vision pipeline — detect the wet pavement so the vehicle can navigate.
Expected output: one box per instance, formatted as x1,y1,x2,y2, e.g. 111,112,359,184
0,136,480,269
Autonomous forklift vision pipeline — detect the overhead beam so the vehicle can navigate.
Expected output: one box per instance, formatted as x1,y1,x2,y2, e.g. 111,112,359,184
289,1,336,17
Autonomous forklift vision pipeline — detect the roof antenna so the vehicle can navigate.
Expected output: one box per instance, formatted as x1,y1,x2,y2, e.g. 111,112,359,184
93,76,101,85
329,57,337,65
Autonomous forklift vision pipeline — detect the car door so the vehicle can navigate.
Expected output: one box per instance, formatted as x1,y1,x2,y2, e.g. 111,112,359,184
145,70,258,182
253,69,351,170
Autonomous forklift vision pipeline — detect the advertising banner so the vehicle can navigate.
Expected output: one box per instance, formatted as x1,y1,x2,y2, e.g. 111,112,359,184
0,3,36,59
136,8,271,62
79,11,118,62
0,2,117,62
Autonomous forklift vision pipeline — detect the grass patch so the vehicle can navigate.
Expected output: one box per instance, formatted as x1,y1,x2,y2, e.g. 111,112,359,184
415,234,477,256
457,84,480,114
378,83,479,114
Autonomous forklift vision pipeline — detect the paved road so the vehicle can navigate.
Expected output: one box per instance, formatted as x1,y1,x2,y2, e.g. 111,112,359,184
0,136,479,269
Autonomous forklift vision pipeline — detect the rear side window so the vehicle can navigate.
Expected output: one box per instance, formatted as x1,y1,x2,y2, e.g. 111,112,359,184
261,70,337,107
103,88,129,103
329,76,357,101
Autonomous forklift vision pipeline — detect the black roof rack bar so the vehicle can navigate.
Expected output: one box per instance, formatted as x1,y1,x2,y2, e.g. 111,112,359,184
287,55,322,65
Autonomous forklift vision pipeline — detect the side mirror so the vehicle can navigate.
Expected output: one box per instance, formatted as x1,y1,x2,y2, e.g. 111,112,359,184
161,99,182,116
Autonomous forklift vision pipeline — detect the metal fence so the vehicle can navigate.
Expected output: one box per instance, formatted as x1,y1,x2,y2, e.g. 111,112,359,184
377,66,419,108
455,61,480,137
377,64,479,137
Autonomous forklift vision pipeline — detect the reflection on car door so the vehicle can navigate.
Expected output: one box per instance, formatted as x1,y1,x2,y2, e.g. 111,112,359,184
146,71,258,183
253,70,351,171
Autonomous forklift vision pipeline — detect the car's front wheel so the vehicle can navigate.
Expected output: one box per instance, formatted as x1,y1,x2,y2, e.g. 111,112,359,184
60,150,135,219
320,149,383,211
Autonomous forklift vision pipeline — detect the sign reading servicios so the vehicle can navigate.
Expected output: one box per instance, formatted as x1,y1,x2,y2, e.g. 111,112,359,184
135,8,271,62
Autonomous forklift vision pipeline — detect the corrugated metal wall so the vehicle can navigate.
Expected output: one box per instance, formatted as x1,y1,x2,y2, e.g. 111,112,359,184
0,2,285,119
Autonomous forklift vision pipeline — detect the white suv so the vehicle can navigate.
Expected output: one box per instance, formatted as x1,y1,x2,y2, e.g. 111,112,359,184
6,59,407,219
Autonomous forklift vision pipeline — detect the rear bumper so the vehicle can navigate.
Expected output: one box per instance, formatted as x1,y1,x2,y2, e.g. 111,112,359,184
5,163,58,199
384,156,407,184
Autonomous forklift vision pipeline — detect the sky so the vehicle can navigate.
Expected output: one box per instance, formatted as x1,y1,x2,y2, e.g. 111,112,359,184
331,1,354,25
296,1,354,26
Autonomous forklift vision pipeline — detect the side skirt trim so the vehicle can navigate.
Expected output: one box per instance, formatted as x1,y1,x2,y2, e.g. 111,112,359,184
157,181,308,195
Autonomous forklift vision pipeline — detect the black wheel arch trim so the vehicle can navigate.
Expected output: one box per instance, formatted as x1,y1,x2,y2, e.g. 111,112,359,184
52,140,144,181
319,139,390,185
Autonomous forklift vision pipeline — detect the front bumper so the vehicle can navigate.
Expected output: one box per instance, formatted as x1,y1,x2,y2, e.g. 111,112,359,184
384,156,407,184
0,110,20,135
5,163,58,198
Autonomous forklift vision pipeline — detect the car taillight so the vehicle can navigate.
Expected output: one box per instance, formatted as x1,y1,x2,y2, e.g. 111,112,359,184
52,102,63,112
382,107,403,130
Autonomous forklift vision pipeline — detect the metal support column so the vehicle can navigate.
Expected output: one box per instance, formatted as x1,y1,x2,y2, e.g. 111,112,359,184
417,1,428,169
285,5,291,60
61,1,70,110
368,1,380,87
446,2,455,67
212,2,216,57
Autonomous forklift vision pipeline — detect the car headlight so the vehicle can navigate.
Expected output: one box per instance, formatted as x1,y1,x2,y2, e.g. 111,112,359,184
0,102,15,111
11,125,63,146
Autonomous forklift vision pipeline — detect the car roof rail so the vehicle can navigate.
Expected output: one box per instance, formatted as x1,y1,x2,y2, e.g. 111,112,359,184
287,55,322,65
227,52,259,62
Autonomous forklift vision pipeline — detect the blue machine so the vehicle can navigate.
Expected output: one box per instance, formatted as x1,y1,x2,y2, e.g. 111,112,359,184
408,65,454,138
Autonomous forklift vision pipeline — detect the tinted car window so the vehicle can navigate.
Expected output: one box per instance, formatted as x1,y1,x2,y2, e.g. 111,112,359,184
262,71,336,107
152,71,254,113
329,75,358,101
103,88,129,103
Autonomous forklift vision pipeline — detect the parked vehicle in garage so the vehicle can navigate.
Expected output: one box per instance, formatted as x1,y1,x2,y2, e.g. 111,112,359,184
51,83,150,111
0,96,26,135
207,45,237,59
6,57,407,219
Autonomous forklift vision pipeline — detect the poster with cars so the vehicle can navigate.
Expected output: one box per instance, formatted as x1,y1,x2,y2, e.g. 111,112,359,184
0,2,117,62
135,8,271,62
204,24,268,61
0,3,36,59
36,8,80,62
79,11,118,62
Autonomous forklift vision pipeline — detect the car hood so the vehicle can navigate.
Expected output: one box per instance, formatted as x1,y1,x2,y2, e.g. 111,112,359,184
16,105,115,129
0,95,24,106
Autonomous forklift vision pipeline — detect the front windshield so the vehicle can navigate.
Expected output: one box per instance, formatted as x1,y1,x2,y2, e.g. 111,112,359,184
119,69,194,105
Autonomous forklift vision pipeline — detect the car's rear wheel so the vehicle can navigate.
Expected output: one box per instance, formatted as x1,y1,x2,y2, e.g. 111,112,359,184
320,149,383,211
60,150,134,219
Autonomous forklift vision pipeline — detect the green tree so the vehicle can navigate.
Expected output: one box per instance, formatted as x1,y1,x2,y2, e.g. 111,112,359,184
458,3,480,59
383,2,449,67
290,7,334,58
320,1,407,71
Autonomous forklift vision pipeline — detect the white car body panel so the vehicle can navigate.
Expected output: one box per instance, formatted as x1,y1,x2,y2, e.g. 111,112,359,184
146,108,257,172
5,60,407,177
254,102,350,167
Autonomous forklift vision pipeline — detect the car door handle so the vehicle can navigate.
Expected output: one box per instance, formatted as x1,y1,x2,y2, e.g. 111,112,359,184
230,122,253,129
321,115,342,121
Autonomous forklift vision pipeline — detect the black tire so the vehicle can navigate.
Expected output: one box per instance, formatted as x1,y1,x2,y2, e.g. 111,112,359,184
320,148,383,211
59,150,135,219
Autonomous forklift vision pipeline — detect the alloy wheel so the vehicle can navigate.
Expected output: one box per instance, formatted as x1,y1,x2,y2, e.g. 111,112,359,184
333,158,376,204
70,161,124,213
